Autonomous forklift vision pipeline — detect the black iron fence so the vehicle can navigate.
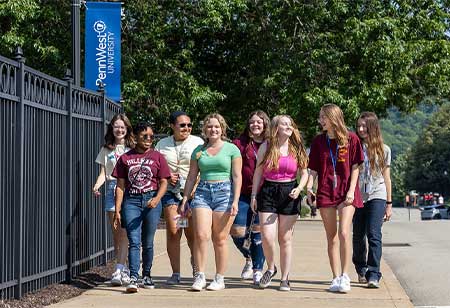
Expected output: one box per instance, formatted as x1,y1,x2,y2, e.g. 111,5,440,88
0,49,121,300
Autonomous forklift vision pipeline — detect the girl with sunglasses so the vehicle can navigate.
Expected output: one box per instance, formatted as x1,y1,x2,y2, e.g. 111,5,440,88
155,111,204,285
113,122,171,292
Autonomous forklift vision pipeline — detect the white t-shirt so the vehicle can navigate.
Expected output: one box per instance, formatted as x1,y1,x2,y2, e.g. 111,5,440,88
155,134,204,191
359,144,391,202
95,144,129,181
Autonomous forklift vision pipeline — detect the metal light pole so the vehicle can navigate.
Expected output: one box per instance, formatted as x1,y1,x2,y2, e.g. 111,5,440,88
71,0,81,86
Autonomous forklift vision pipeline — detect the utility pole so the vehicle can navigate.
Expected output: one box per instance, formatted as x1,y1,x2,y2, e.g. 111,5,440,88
71,0,81,86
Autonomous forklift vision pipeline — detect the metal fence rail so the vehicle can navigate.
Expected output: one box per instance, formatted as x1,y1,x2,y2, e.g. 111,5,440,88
0,49,119,300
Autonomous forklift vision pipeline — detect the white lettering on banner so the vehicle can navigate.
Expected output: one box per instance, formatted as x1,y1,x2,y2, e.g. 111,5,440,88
93,20,116,86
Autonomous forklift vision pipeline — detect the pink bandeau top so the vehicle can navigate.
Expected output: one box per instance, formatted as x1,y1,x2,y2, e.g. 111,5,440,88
263,154,298,181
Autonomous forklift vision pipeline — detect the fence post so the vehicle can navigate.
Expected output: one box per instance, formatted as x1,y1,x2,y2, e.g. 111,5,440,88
64,69,73,283
13,47,25,299
98,82,108,265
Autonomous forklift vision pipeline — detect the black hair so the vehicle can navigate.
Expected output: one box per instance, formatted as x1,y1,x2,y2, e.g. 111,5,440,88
133,122,152,135
169,111,187,124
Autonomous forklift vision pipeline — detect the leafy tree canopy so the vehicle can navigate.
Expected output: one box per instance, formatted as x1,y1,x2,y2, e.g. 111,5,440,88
405,102,450,196
1,0,449,140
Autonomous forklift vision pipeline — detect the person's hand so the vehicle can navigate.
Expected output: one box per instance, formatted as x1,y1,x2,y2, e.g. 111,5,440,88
92,186,101,197
289,187,301,199
307,189,315,206
113,212,121,229
230,201,238,216
170,173,179,186
344,190,354,206
147,197,159,208
384,204,393,221
250,197,257,214
178,198,187,215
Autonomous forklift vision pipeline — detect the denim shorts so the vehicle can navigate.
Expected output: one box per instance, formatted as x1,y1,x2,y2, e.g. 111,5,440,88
190,180,233,212
104,180,116,212
161,191,182,208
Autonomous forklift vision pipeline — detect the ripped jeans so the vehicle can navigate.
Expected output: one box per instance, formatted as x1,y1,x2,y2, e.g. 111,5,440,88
231,195,265,270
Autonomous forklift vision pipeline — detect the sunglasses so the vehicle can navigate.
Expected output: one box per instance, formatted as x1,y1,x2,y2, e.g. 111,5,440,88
140,134,154,140
178,123,193,128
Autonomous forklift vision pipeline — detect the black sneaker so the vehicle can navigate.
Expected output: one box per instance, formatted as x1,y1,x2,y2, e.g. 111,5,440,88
259,266,277,288
141,276,155,289
126,277,138,293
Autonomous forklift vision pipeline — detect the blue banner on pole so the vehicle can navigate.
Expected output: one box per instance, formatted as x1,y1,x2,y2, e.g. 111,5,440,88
85,2,121,102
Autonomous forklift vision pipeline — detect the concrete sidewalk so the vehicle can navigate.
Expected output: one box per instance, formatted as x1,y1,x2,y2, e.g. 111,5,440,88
50,220,413,308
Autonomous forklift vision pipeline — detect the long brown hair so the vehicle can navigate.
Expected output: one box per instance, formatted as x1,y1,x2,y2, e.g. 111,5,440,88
321,104,348,147
357,112,386,173
243,110,270,141
104,113,134,149
260,115,308,170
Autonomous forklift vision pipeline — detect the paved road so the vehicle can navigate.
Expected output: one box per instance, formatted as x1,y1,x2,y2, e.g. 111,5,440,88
383,208,450,307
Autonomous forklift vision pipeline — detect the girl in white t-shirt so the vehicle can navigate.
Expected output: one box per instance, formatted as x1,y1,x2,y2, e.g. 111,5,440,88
93,113,134,286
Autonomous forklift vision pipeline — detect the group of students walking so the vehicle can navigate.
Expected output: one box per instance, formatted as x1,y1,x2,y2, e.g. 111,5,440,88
93,103,392,294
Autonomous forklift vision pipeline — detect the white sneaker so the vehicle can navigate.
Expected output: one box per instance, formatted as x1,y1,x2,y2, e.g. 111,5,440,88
126,277,138,293
253,271,263,285
339,273,351,293
121,268,131,285
329,276,340,292
206,274,225,291
191,272,206,291
241,260,253,280
111,270,122,286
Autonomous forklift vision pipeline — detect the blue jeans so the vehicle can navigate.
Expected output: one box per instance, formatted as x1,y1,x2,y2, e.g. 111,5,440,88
231,195,265,270
122,191,162,279
352,198,386,282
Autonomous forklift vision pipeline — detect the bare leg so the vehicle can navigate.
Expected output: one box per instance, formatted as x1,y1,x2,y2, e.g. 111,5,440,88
211,211,235,274
164,204,182,274
107,212,128,267
277,215,297,280
337,204,355,275
319,207,340,278
192,208,212,272
259,212,278,271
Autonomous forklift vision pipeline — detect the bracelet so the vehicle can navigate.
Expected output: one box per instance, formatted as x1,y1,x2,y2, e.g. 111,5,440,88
251,193,257,199
386,201,392,205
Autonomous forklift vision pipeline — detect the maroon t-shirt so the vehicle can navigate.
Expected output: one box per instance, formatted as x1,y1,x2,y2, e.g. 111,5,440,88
112,148,171,194
308,132,364,208
233,135,262,196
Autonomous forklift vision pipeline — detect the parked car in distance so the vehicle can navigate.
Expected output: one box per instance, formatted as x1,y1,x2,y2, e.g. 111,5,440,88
420,204,450,220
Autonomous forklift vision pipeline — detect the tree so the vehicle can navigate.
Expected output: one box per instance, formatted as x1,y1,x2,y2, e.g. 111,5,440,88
0,0,72,78
120,1,450,138
405,103,450,196
1,1,449,138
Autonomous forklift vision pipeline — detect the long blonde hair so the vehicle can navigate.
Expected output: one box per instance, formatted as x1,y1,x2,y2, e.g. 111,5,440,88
357,112,386,173
260,115,308,170
321,104,349,147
